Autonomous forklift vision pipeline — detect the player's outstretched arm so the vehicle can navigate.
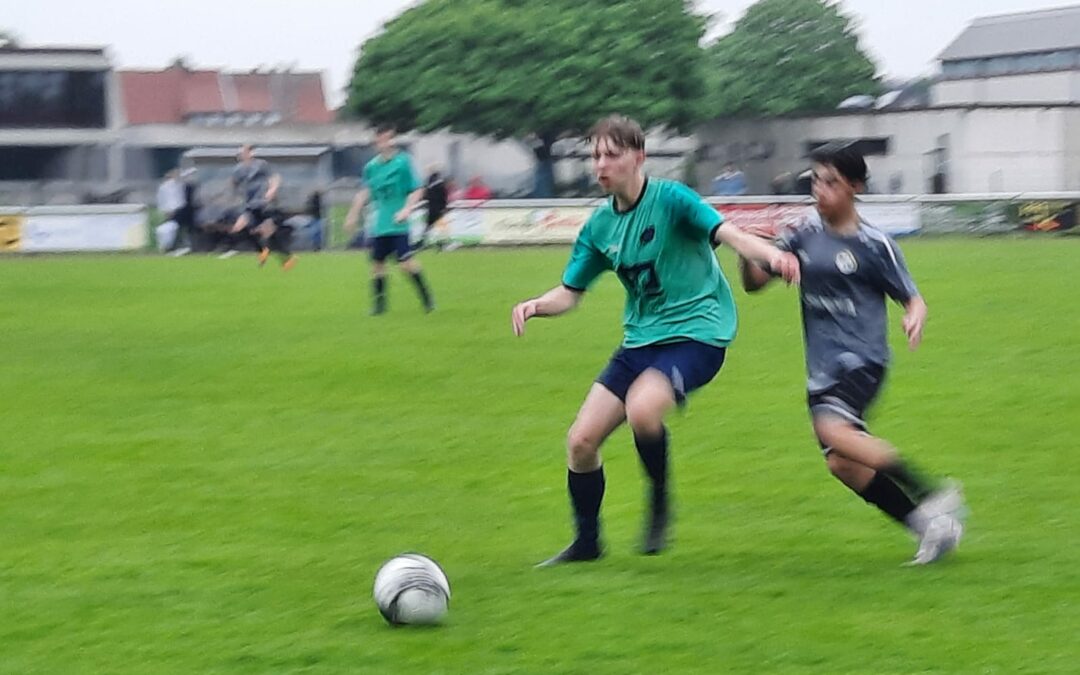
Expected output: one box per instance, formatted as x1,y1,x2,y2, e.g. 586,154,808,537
902,295,928,351
713,223,800,285
395,187,425,223
344,188,370,232
511,285,583,336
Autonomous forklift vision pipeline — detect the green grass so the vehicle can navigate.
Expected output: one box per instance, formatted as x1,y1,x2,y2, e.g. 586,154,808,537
2,239,1079,674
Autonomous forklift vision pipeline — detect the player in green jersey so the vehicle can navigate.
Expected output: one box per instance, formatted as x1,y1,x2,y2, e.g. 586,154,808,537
511,115,800,566
345,124,434,315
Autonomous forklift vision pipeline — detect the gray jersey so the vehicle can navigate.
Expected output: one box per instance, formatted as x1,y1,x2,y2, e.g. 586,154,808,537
232,159,272,207
777,214,919,393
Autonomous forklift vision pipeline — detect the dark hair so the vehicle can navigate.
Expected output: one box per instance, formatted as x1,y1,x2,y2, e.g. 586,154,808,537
376,123,397,135
809,142,868,185
587,115,645,152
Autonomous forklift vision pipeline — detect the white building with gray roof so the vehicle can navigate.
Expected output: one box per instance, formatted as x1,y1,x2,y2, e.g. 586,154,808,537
935,5,1080,106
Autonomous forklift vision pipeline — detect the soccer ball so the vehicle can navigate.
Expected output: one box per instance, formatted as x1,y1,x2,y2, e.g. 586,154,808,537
372,553,451,625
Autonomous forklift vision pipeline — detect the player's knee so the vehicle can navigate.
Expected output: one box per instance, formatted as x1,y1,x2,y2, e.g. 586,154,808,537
625,401,664,437
566,425,600,463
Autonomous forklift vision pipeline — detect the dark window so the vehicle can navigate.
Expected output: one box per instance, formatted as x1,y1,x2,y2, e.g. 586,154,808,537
0,70,108,128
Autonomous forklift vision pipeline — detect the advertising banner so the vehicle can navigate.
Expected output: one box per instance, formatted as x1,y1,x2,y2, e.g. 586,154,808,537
0,213,23,252
20,209,148,252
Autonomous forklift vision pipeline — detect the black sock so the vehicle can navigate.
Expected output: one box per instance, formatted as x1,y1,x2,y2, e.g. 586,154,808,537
248,230,266,250
567,467,605,548
859,471,917,525
880,460,934,503
409,271,433,307
373,277,386,310
270,226,291,257
634,427,668,516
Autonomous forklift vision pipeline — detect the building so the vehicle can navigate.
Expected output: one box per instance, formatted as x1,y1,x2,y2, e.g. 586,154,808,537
0,46,122,185
935,5,1080,106
119,61,335,183
697,105,1080,195
0,45,540,206
697,6,1080,195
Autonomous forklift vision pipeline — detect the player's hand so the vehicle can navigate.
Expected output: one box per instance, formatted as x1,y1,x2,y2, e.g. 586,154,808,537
394,208,410,223
343,214,357,233
511,300,539,337
769,251,801,285
902,310,925,351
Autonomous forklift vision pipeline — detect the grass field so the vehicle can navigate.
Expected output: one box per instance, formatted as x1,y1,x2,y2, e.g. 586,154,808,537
2,239,1079,674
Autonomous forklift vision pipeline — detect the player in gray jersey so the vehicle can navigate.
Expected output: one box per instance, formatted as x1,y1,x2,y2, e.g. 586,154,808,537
228,145,296,269
739,143,966,565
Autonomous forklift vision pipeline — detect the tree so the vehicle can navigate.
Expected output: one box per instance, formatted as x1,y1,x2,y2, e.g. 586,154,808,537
345,0,710,196
0,29,20,48
708,0,879,117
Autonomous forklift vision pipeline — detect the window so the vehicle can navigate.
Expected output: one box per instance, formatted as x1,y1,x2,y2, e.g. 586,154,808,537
0,70,108,128
942,59,983,79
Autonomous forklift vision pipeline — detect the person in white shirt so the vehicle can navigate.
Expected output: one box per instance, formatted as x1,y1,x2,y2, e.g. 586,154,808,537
156,169,188,254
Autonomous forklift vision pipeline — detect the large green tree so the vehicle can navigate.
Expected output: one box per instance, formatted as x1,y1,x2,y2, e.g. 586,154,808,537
345,0,710,196
708,0,879,117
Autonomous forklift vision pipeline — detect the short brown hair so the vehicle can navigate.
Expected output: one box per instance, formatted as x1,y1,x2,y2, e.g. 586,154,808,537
588,115,645,152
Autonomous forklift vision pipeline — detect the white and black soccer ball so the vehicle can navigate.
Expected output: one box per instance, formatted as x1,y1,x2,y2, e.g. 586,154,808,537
373,553,451,625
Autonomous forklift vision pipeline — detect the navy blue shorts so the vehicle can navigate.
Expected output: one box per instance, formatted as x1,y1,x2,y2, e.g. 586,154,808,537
371,234,413,262
807,362,886,429
596,340,727,404
808,362,886,454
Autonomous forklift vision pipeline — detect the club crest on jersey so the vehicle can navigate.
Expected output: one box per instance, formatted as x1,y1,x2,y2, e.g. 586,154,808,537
835,249,858,274
640,226,656,244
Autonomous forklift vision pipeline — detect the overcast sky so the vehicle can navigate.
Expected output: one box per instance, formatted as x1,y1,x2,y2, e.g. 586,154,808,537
4,0,1071,105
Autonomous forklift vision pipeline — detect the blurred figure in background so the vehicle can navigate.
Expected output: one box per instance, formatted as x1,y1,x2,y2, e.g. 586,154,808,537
156,169,187,255
344,124,434,315
174,167,199,254
306,189,325,251
421,165,449,251
229,144,296,269
463,175,493,201
771,171,795,195
711,162,747,196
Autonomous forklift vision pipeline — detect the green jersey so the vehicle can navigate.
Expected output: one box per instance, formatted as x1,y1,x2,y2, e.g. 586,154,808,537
363,151,420,236
562,178,737,348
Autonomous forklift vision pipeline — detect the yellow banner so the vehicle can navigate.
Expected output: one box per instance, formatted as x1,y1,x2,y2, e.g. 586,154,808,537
0,214,22,252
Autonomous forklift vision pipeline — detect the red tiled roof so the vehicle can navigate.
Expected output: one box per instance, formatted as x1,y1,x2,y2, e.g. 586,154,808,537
232,73,273,113
119,66,331,125
183,71,225,115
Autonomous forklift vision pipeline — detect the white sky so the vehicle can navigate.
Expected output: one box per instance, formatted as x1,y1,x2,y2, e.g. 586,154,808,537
4,0,1072,106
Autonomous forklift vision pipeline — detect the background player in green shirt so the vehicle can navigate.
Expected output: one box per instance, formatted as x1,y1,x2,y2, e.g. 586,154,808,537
345,124,434,315
511,115,800,566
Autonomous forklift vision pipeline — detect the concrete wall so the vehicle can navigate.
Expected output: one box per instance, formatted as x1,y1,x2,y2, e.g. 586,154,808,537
1063,108,1080,191
950,108,1067,192
934,71,1080,106
407,131,534,194
697,106,1078,195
